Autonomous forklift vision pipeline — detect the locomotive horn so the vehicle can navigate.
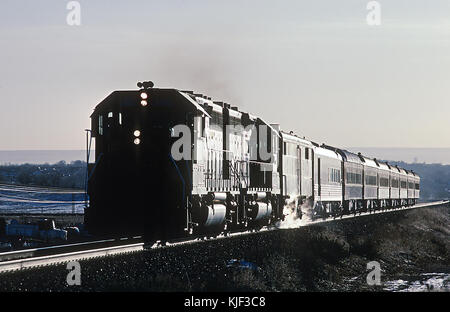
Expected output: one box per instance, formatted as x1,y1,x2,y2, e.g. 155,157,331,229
137,81,154,89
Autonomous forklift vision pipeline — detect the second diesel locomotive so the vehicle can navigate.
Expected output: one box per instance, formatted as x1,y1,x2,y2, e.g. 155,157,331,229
86,83,420,242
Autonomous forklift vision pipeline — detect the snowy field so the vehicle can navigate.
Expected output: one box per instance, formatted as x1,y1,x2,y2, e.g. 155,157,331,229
0,183,85,214
384,273,450,292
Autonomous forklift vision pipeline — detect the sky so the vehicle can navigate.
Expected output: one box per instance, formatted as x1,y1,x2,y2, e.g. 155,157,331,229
0,0,449,150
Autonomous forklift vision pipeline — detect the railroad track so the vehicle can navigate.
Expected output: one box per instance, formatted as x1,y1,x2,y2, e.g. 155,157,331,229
0,200,448,274
0,237,142,262
0,242,144,273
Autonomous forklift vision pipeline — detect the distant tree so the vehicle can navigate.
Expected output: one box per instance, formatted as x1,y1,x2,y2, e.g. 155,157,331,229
56,160,67,167
17,166,33,184
71,160,85,167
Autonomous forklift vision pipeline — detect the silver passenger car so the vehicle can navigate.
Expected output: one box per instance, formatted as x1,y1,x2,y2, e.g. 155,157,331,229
388,164,401,206
375,159,390,208
313,145,343,216
358,153,378,211
279,131,314,207
398,167,409,205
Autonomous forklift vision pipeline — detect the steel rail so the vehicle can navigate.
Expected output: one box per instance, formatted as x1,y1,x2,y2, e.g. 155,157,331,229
0,237,142,262
0,243,144,273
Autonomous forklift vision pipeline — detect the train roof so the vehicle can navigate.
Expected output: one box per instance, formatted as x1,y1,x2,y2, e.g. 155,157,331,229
340,150,364,164
280,131,314,146
92,89,211,118
189,92,280,137
91,90,131,115
388,164,400,173
405,170,417,177
397,166,408,175
315,146,343,161
258,119,282,138
374,159,390,170
321,145,363,164
180,91,212,117
357,153,378,168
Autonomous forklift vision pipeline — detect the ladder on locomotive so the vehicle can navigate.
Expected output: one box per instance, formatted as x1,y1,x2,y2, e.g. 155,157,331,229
230,160,249,191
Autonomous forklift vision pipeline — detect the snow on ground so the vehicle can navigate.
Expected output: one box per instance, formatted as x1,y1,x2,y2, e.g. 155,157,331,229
383,273,450,292
0,184,85,214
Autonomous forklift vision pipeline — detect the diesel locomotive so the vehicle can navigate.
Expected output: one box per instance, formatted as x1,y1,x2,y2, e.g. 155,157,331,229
85,82,420,242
